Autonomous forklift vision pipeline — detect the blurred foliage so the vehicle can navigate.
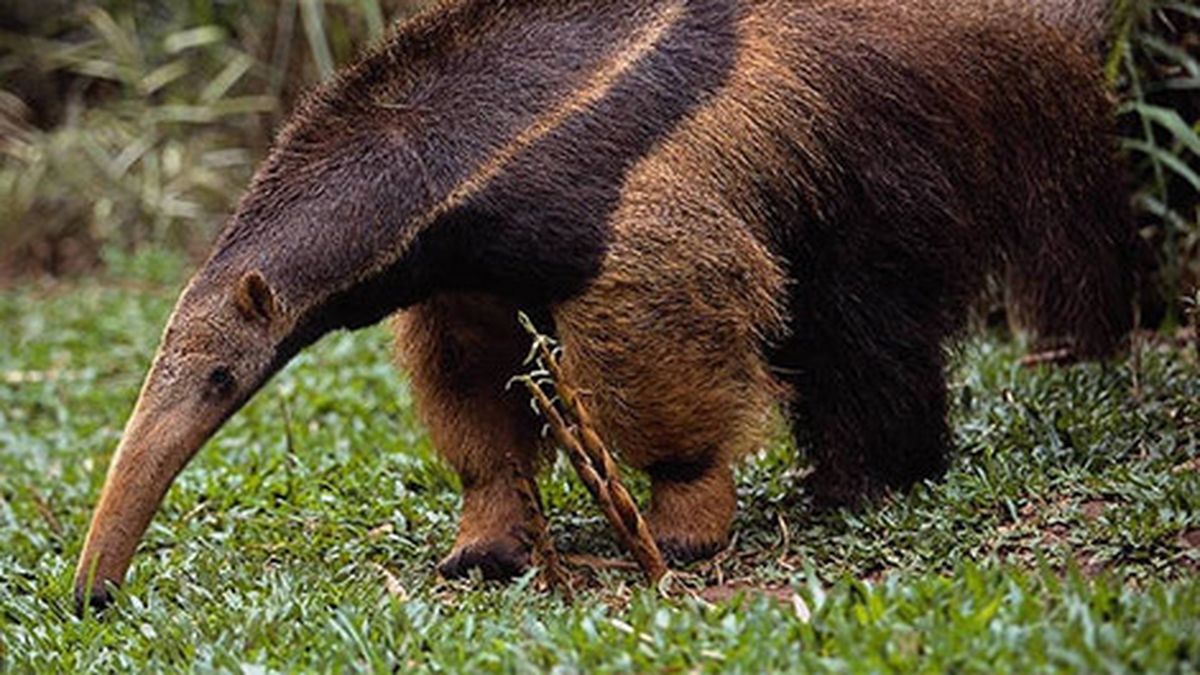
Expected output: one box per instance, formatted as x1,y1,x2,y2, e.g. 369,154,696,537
1111,0,1200,324
0,0,1197,319
0,0,430,275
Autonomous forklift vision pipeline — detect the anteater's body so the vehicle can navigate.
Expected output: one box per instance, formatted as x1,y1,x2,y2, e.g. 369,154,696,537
75,0,1132,608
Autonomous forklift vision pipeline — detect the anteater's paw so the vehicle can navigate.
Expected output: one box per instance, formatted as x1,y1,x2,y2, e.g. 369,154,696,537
437,532,531,581
804,467,880,511
653,531,728,566
646,463,736,566
648,510,730,566
73,582,115,617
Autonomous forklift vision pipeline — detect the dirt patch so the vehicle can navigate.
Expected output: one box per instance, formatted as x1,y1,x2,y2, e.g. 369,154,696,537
1079,500,1110,521
697,582,796,605
1041,522,1071,544
1178,530,1200,574
1179,529,1200,550
1075,551,1109,578
1172,458,1200,475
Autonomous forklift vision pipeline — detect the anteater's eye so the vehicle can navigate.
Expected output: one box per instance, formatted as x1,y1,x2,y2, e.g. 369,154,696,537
207,366,235,396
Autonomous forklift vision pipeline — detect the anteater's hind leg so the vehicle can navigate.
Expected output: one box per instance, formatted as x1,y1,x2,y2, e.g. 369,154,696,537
778,267,957,507
1004,160,1135,359
1002,83,1136,360
555,294,773,564
393,294,547,580
554,207,788,564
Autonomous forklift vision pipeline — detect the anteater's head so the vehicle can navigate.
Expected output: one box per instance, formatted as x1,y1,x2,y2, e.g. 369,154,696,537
73,264,292,613
70,122,425,613
69,22,442,611
71,70,422,615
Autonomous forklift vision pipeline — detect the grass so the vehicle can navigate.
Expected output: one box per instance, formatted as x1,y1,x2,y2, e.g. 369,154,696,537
1,250,1199,671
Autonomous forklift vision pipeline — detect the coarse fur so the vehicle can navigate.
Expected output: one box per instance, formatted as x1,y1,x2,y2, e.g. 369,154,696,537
74,0,1133,609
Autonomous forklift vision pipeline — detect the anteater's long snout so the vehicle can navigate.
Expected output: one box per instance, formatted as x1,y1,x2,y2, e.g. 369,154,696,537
73,404,213,615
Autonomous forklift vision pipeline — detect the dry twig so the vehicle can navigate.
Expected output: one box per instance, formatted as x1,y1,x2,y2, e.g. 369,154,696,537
515,314,669,585
1019,347,1075,368
29,488,63,537
370,562,409,600
561,553,642,573
510,453,573,599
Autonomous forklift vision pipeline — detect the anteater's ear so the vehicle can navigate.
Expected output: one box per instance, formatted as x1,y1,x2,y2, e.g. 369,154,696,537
234,270,277,324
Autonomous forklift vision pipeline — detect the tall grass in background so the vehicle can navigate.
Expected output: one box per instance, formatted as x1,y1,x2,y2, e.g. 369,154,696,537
0,0,428,274
0,0,1197,322
1110,0,1200,324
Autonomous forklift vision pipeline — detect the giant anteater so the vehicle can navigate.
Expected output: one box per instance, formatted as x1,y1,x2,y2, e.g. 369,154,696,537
75,0,1133,611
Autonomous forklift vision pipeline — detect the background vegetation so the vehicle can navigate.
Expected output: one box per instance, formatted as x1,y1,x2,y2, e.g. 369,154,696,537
1111,1,1200,323
0,0,429,275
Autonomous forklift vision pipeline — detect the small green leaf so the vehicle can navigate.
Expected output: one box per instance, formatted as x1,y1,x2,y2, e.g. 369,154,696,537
299,0,337,82
163,26,227,54
1121,102,1200,156
1123,139,1200,191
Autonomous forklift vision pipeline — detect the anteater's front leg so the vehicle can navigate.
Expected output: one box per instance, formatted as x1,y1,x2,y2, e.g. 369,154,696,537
393,294,547,580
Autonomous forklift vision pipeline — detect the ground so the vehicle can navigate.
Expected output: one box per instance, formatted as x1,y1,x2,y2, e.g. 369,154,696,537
1,250,1198,671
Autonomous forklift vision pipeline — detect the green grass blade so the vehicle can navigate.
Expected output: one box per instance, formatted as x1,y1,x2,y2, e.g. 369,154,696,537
1123,139,1200,192
139,60,191,96
1163,2,1200,21
1138,33,1200,78
200,53,255,104
360,0,386,42
81,7,140,74
162,26,227,55
1122,102,1200,156
299,0,337,81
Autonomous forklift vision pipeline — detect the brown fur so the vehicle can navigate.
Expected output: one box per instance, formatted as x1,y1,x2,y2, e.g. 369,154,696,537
393,294,547,577
75,0,1133,611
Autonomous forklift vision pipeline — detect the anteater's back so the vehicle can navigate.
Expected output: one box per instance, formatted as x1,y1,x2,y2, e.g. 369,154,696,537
627,0,1131,357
